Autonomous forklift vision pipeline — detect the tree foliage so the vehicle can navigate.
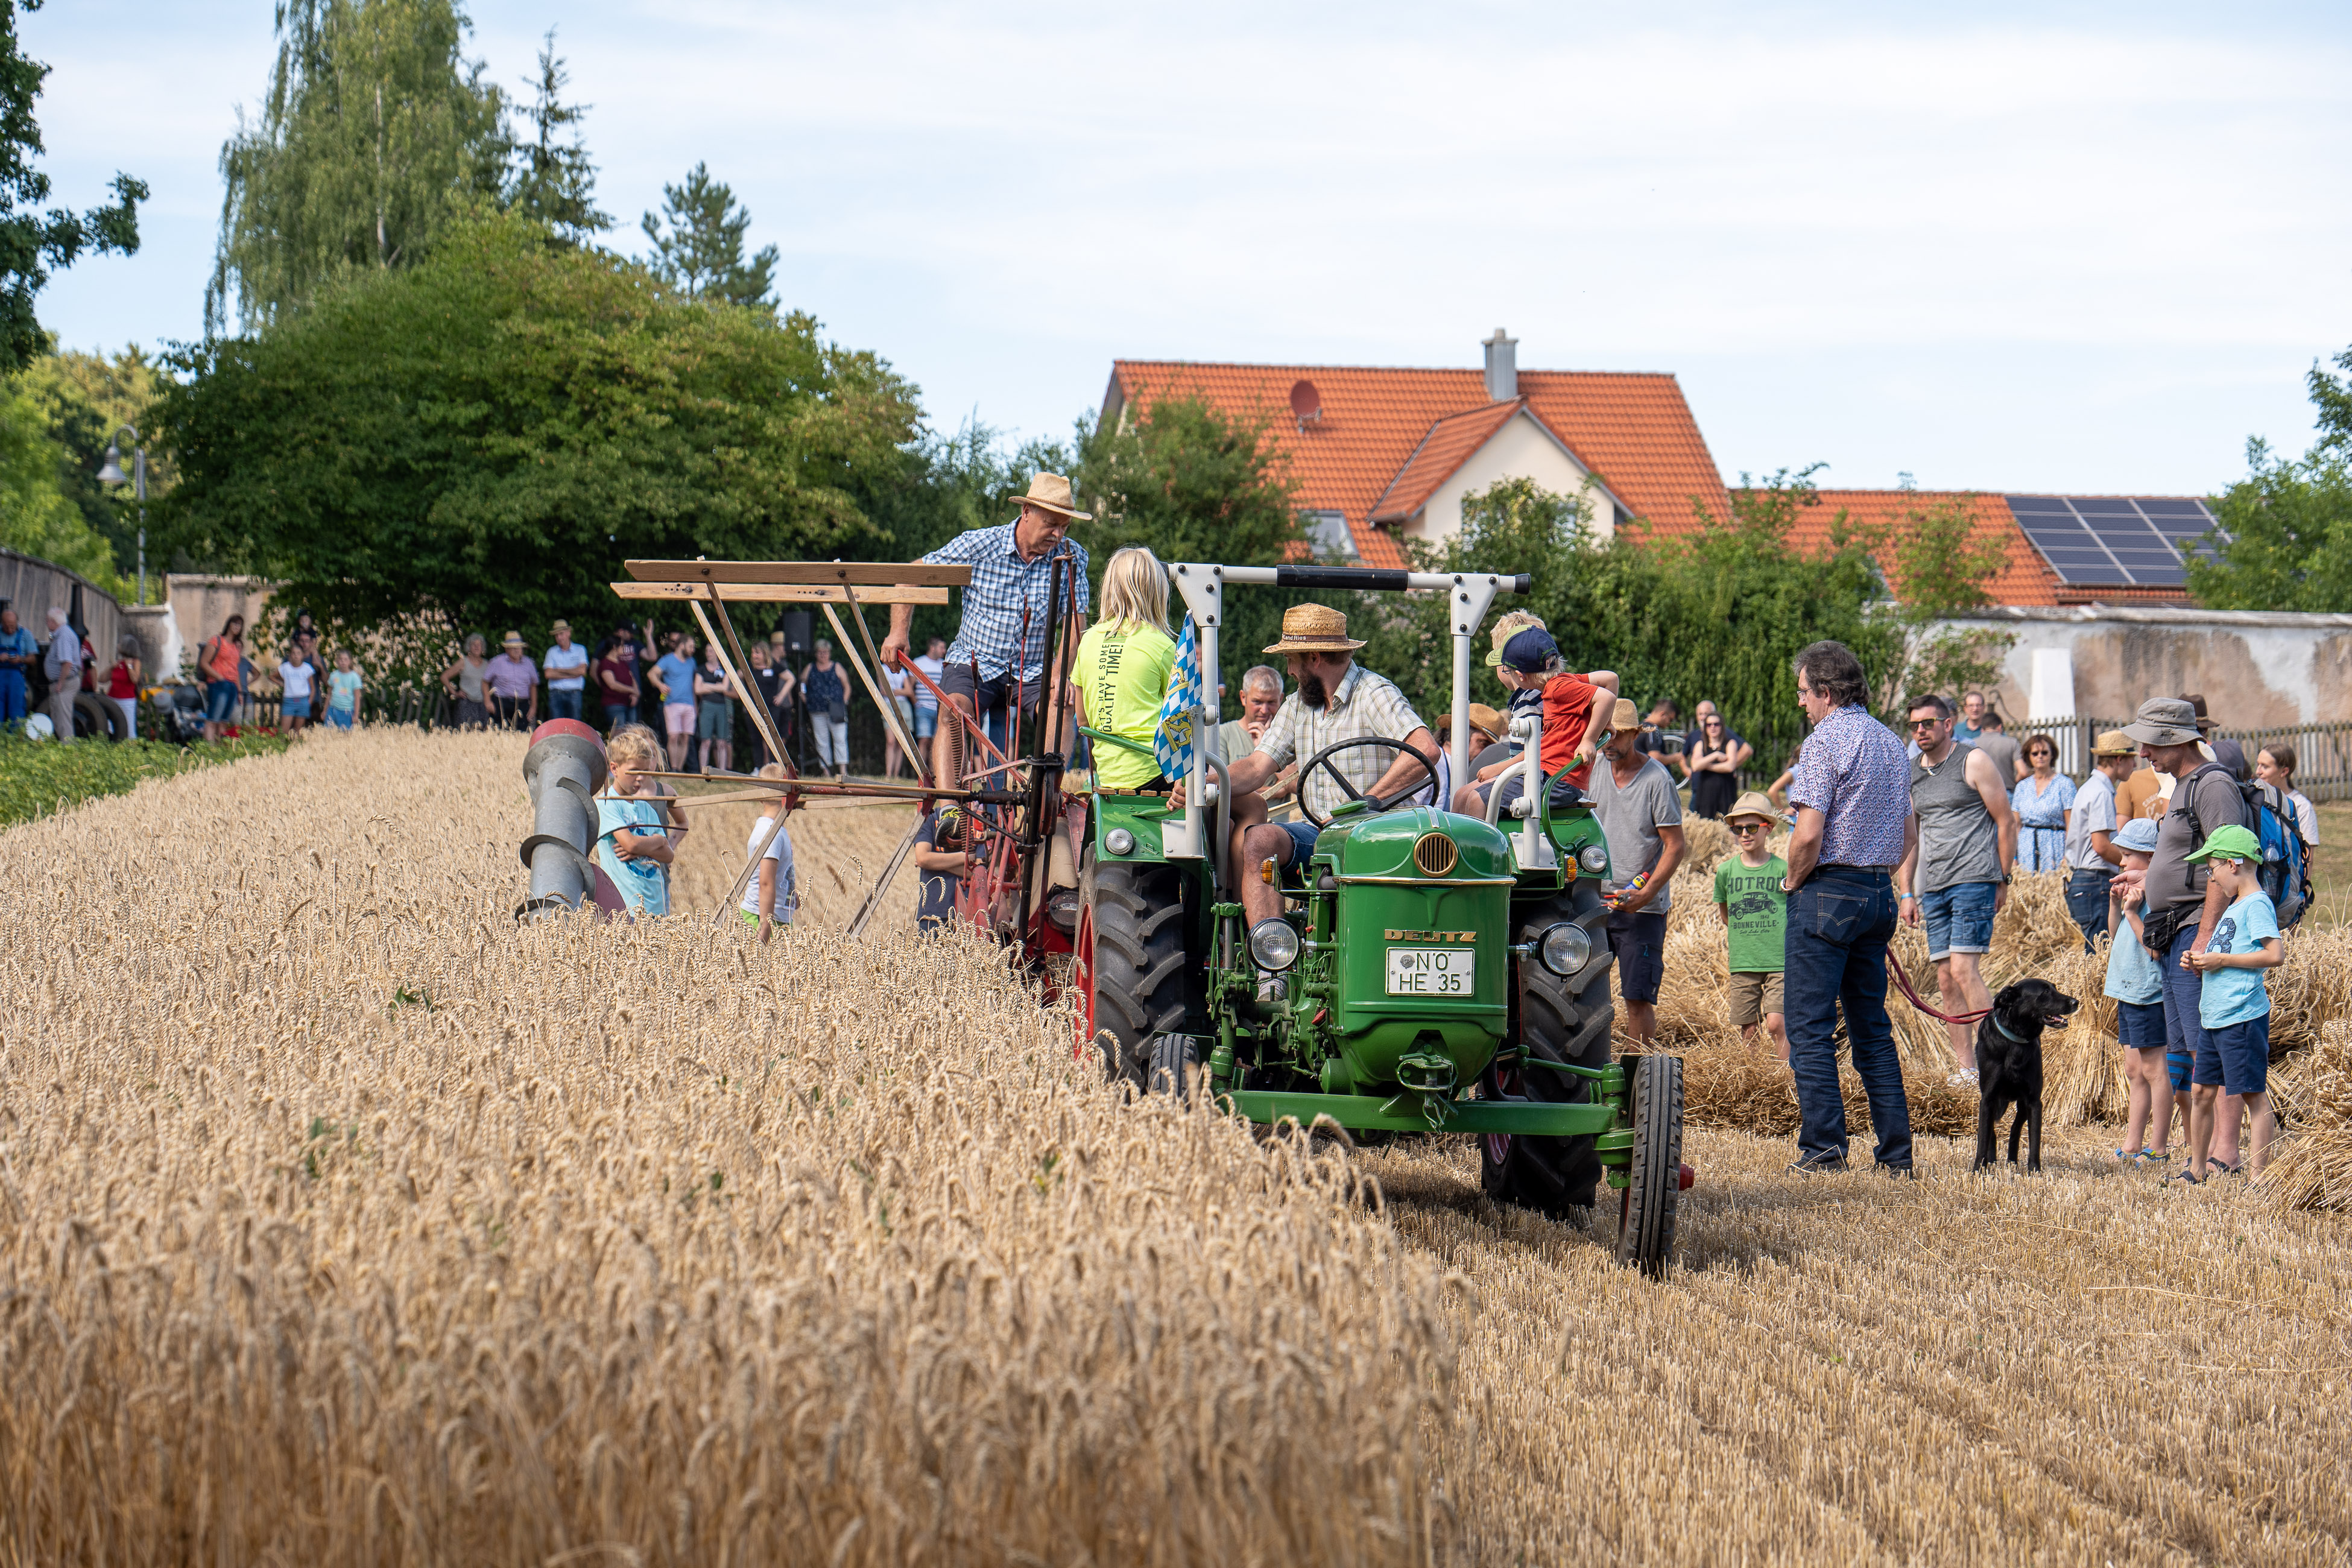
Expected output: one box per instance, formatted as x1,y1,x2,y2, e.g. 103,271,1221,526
2187,344,2352,612
503,30,607,246
207,0,508,334
1866,485,2017,714
155,215,923,643
0,371,122,595
1070,393,1306,695
640,163,778,312
18,344,169,583
0,1,144,374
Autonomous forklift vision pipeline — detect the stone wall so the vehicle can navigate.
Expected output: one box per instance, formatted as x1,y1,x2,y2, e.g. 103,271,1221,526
1938,605,2352,727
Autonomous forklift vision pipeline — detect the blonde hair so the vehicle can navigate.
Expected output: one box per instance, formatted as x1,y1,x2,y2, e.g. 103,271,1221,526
756,762,788,782
1096,546,1169,634
604,727,660,778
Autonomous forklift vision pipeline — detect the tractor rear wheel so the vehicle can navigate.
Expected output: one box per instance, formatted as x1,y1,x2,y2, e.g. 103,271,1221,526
1480,890,1614,1218
1080,847,1200,1094
1615,1053,1684,1277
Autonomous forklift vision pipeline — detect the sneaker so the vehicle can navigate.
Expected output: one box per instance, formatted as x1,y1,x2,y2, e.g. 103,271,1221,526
1786,1153,1850,1175
1947,1069,1979,1087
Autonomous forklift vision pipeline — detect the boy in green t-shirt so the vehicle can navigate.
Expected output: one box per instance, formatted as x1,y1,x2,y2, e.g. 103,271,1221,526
1713,791,1789,1060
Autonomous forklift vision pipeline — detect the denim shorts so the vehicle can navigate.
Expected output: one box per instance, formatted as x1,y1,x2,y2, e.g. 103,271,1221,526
915,704,938,739
1276,817,1322,866
205,680,240,722
2115,998,2166,1051
1918,879,1997,959
281,695,311,719
326,705,355,730
2194,1013,2271,1096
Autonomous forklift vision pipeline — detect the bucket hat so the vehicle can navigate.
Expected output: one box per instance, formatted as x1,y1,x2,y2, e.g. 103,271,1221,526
2183,823,2263,866
2121,698,2201,747
1263,602,1364,655
2112,816,2160,855
1010,471,1093,522
2091,729,2137,757
1723,790,1779,826
1483,610,1546,667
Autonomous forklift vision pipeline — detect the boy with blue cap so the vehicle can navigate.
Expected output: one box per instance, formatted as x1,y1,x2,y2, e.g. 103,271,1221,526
2178,823,2283,1183
1449,625,1617,817
2104,815,2170,1163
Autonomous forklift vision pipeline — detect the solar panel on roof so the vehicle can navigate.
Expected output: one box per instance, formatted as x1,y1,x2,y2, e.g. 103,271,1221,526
2002,495,2218,589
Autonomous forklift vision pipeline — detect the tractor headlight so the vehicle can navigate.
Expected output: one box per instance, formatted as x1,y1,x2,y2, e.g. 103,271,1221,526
1105,828,1136,856
1538,922,1590,976
1577,843,1610,875
1250,918,1301,972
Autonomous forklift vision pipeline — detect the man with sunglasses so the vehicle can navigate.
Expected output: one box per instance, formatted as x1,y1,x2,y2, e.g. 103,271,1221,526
1894,692,2018,1086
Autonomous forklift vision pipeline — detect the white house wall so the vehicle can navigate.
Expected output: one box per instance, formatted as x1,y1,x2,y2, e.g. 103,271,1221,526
1938,605,2352,727
1409,412,1616,544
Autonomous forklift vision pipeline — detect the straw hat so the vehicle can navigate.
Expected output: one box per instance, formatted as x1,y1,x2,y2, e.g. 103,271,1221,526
1604,697,1645,734
1723,790,1779,826
2091,729,2136,757
502,631,525,647
1011,471,1093,521
1436,703,1505,742
1263,602,1364,655
550,618,571,634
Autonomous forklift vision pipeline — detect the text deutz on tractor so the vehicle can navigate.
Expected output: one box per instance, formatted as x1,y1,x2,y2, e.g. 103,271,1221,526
1073,563,1688,1275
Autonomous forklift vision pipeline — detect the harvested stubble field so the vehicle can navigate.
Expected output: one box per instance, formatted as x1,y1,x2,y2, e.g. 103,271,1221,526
2,730,2350,1565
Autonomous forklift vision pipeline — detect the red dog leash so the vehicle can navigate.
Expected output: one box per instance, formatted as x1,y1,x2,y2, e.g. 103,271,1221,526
1885,956,1992,1026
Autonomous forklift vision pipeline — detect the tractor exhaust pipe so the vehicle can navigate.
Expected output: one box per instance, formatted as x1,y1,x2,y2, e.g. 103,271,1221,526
518,719,610,920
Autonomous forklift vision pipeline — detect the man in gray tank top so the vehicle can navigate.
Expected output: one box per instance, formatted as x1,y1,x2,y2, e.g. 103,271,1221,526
1894,692,2017,1084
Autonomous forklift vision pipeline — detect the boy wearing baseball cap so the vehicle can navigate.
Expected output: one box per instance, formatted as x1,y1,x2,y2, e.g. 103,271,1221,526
1449,625,1618,817
1713,791,1789,1060
2178,823,2283,1183
2103,816,2171,1163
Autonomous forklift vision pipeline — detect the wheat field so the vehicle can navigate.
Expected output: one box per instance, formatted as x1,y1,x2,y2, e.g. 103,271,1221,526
2,729,2349,1564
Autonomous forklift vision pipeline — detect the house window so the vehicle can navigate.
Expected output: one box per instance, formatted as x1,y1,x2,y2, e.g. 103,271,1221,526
1304,510,1356,561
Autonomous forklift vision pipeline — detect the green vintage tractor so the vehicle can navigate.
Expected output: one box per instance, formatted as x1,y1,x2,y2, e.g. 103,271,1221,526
1073,563,1687,1274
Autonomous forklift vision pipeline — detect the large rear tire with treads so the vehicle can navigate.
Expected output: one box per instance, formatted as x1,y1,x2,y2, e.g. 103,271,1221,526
1481,888,1614,1216
1080,847,1201,1094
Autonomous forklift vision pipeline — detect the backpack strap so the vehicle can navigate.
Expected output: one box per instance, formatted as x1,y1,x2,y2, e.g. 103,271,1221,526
2171,760,2233,851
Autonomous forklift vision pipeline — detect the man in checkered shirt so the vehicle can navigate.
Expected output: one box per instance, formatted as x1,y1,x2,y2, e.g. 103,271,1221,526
1190,602,1438,952
883,472,1092,785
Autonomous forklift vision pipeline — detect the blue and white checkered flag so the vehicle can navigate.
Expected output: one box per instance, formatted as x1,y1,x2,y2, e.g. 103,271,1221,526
1154,615,1201,781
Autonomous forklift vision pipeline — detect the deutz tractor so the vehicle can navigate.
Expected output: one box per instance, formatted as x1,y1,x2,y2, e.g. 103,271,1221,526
1073,563,1687,1275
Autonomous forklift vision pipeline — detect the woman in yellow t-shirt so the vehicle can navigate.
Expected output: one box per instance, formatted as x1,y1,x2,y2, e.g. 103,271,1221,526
1073,546,1177,789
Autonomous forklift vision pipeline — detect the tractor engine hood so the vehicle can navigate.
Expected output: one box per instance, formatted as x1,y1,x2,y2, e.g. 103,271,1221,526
1311,808,1515,1098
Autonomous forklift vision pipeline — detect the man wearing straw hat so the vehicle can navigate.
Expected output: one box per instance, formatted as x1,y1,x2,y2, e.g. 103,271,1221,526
2063,730,2140,948
1186,602,1436,992
882,473,1093,787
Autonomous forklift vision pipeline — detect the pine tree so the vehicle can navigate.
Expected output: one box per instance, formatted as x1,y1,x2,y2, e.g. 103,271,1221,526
640,163,778,311
504,29,608,245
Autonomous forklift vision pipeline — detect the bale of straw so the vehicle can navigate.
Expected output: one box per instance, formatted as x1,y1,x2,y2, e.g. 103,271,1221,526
1681,1040,1976,1139
2265,1020,2352,1211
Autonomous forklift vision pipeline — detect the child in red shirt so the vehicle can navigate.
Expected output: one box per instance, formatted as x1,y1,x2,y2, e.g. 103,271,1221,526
1451,626,1617,816
105,637,140,739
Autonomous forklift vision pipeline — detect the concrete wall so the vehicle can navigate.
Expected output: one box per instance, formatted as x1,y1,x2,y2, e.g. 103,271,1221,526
165,575,276,674
0,547,123,669
1408,410,1618,545
1938,605,2352,726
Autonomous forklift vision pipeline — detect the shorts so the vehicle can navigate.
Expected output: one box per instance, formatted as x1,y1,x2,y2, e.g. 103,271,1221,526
1491,768,1584,822
2194,1013,2271,1097
1918,880,1997,960
891,695,915,736
205,680,240,722
663,702,697,736
1607,909,1668,1005
939,663,1040,717
696,700,732,740
2114,998,2166,1052
326,705,355,730
1728,969,1784,1026
281,695,312,719
1275,817,1322,867
914,704,938,739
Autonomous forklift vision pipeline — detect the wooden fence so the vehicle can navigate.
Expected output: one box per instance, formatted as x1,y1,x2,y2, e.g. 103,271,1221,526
2022,716,2352,802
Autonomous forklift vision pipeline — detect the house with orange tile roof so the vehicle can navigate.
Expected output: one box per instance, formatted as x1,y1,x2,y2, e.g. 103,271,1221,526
1102,332,1731,571
1791,490,2201,609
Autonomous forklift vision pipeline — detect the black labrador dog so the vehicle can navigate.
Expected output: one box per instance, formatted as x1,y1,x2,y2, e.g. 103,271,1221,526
1971,978,2080,1174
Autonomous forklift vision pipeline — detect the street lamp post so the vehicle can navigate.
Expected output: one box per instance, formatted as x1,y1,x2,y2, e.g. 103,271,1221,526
96,426,146,605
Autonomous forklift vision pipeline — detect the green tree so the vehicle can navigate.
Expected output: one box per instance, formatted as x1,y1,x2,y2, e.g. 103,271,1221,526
1863,485,2016,712
0,2,145,373
640,163,778,311
0,375,122,594
18,344,170,583
2188,345,2352,612
154,215,922,643
207,0,508,334
503,29,608,245
1070,393,1305,695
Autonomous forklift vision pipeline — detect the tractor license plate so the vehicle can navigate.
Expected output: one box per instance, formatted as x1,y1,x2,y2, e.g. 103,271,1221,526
1386,946,1475,996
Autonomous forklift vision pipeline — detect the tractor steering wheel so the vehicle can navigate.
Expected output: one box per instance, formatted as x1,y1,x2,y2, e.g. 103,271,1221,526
1296,736,1438,828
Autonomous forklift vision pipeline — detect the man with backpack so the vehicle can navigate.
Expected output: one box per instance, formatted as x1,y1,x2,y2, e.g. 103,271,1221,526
2123,698,2265,1172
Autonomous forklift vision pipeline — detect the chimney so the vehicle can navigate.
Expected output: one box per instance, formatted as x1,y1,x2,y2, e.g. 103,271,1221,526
1482,328,1517,402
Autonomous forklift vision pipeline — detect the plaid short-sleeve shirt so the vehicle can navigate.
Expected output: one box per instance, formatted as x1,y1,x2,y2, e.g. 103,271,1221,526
1788,703,1912,867
1254,663,1427,819
919,524,1092,683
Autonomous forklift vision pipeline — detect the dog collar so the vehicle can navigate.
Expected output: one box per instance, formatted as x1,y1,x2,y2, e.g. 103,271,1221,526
1988,1013,2029,1044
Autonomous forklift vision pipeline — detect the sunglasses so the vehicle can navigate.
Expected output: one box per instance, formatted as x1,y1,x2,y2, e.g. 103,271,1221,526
1731,820,1769,833
1908,718,1944,730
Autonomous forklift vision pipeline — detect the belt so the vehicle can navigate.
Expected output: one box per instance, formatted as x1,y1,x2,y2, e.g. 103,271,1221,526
1816,864,1893,875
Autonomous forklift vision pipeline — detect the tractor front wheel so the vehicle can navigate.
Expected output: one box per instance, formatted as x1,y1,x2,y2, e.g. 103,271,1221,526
1480,891,1613,1217
1615,1053,1684,1277
1079,847,1199,1094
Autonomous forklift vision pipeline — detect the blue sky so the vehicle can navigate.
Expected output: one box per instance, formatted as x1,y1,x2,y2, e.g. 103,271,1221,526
26,1,2352,495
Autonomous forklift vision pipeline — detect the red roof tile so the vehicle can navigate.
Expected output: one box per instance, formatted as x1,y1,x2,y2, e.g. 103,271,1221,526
1368,399,1527,524
1788,491,2191,609
1107,361,1729,570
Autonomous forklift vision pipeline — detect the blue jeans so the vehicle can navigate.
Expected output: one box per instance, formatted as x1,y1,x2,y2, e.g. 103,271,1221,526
0,668,24,721
2065,867,2113,951
548,687,583,721
1785,867,1912,1168
2162,921,2213,1090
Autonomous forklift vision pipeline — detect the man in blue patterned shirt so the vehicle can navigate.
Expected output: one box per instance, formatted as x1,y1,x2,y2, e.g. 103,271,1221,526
884,472,1093,784
1782,640,1919,1177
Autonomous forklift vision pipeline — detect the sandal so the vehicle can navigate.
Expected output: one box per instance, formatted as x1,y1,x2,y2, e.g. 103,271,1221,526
2170,1166,2204,1185
2210,1160,2243,1178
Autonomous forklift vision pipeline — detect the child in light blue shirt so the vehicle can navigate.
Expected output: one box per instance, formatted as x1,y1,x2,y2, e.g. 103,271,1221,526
594,730,674,917
2180,824,2283,1182
2102,817,2168,1163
